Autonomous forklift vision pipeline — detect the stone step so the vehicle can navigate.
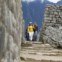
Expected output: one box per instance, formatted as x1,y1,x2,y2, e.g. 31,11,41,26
21,54,62,62
21,43,62,62
32,42,42,44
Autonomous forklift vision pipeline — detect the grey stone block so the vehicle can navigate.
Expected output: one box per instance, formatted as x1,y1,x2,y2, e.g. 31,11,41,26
0,0,23,62
40,4,62,48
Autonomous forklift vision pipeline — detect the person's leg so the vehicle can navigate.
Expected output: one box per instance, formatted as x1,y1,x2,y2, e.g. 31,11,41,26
30,32,33,41
31,32,34,41
33,32,36,41
35,31,37,41
27,32,29,41
29,32,31,41
32,32,35,41
29,32,34,41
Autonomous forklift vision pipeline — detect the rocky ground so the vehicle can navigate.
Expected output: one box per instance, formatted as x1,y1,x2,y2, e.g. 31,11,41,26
20,41,62,62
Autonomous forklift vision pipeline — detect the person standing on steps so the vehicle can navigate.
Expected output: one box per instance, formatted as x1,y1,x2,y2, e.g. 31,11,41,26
27,22,34,41
33,22,38,41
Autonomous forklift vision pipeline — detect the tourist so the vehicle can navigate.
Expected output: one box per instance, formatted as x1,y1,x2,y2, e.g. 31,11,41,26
33,22,38,41
27,22,34,41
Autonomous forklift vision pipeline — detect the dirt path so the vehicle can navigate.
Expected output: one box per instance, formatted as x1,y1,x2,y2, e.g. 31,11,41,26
21,41,62,62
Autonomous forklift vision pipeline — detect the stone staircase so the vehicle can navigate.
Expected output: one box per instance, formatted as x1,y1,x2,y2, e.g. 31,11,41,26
21,42,62,62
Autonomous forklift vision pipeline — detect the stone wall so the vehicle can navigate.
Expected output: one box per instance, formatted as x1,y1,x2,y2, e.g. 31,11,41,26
40,4,62,48
0,0,23,62
43,4,62,28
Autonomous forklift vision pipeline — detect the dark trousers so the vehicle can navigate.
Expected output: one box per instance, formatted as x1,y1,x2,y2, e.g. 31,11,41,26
33,31,37,41
25,32,29,41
